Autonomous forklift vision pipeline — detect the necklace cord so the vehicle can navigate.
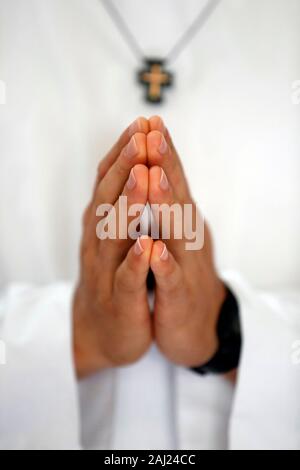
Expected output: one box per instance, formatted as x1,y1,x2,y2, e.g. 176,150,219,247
100,0,222,64
166,0,222,63
101,0,144,61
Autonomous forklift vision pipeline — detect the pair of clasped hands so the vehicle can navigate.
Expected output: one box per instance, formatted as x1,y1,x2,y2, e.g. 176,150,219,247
73,116,226,378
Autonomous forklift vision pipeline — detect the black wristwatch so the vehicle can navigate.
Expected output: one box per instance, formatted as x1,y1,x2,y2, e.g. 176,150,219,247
192,286,242,376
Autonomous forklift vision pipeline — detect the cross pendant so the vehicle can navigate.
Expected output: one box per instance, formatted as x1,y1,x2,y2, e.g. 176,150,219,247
138,59,173,104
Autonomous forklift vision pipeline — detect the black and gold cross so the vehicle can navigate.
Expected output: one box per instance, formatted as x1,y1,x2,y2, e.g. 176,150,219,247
138,59,173,104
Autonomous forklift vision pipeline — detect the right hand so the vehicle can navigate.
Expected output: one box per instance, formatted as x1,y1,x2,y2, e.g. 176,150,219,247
73,118,153,378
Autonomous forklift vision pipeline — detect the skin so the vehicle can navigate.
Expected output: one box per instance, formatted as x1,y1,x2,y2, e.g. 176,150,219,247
73,116,226,378
147,117,226,367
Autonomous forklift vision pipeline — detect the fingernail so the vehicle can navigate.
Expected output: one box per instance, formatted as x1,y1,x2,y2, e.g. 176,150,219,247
157,117,167,135
150,116,167,135
160,244,169,261
128,118,141,136
159,169,169,191
126,168,137,190
158,134,168,155
125,136,138,159
134,237,144,256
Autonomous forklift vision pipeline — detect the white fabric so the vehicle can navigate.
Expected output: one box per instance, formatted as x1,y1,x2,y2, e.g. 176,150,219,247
0,283,80,449
0,0,300,450
225,273,300,450
110,346,177,450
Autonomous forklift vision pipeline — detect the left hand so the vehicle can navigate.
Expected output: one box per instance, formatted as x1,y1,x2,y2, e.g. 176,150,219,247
147,116,226,367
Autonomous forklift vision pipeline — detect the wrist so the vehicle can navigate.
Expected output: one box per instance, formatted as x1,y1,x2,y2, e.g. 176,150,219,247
192,283,241,376
201,279,227,363
73,287,110,378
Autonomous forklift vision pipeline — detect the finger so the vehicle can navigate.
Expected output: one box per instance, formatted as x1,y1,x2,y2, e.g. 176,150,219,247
149,165,187,258
96,117,149,184
150,240,183,294
114,236,153,298
149,165,175,206
84,132,147,243
99,164,149,270
151,240,193,339
82,119,148,263
149,115,181,163
147,129,190,200
148,115,167,136
95,132,147,209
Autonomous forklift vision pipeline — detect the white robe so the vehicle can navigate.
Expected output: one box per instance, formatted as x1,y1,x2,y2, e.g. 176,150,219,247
0,0,300,450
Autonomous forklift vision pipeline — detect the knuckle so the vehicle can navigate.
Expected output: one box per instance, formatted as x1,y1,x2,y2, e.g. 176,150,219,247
103,236,126,253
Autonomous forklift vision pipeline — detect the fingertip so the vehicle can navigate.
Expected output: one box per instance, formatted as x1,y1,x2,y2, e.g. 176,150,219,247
151,240,168,267
122,132,147,166
160,243,169,261
138,235,154,255
149,166,171,201
130,164,149,193
149,165,161,199
149,165,161,180
147,130,163,147
149,116,167,135
147,131,169,165
150,242,182,292
159,168,169,191
124,164,149,205
115,236,153,293
128,116,149,137
133,236,153,256
126,168,137,191
133,132,147,162
134,236,144,256
132,236,154,267
125,164,148,188
132,163,148,177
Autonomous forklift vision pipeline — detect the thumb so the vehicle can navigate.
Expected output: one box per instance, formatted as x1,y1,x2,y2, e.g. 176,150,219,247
114,236,153,297
150,241,182,294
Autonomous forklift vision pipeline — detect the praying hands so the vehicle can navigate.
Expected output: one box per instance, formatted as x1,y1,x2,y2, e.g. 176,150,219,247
73,116,226,378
